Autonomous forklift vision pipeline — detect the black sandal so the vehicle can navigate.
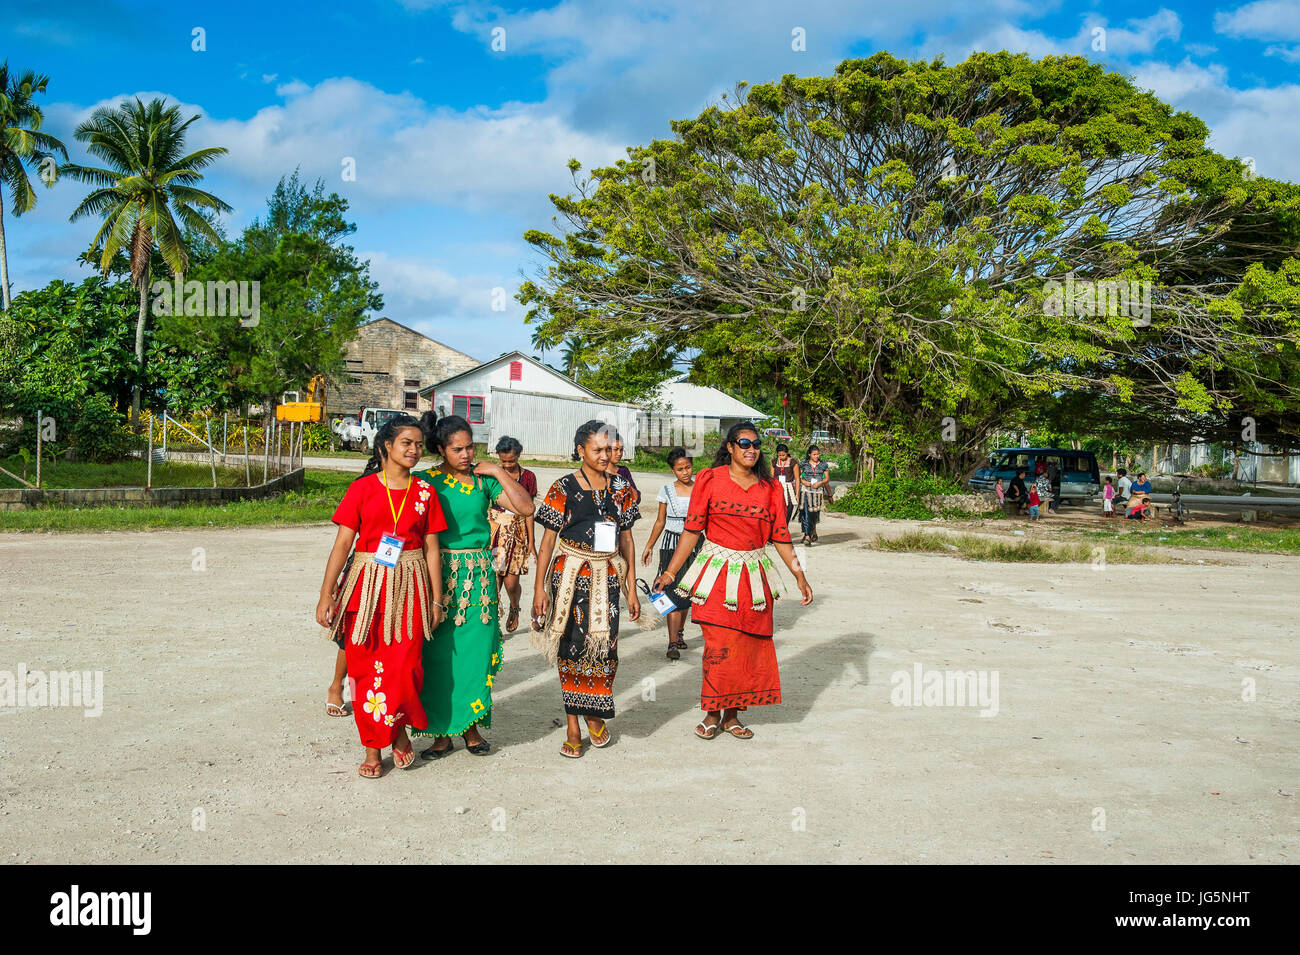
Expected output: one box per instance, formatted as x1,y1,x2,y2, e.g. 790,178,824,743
420,740,455,760
666,644,680,660
463,735,491,755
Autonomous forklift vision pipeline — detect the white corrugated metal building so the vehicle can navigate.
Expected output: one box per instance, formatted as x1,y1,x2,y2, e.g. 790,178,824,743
488,388,641,461
638,373,768,447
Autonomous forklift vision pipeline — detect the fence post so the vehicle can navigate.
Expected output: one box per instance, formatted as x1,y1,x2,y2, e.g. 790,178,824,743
162,409,168,461
243,421,250,487
223,412,228,455
147,417,153,491
262,411,270,485
205,417,217,488
35,407,42,489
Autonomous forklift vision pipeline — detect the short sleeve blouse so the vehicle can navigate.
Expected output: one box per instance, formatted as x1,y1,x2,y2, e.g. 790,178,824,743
683,466,792,548
536,471,639,546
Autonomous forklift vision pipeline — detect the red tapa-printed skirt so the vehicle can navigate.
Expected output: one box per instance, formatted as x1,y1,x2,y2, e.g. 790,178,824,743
686,555,782,712
341,610,428,749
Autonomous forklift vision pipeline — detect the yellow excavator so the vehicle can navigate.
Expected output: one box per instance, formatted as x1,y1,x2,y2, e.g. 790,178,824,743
276,375,326,422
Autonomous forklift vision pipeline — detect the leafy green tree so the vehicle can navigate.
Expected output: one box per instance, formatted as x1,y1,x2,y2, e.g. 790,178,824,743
61,97,230,424
157,172,381,413
0,62,67,309
520,52,1299,477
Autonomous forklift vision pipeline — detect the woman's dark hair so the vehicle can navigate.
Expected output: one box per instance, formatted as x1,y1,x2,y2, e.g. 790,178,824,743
359,413,422,479
776,442,789,455
711,421,770,480
807,443,821,458
666,446,691,467
571,419,606,462
418,412,473,455
495,435,523,456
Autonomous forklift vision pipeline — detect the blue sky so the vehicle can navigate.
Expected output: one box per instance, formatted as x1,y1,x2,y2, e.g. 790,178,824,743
4,0,1299,363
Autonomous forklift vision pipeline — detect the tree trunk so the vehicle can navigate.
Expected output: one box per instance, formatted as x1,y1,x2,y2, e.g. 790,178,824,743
132,263,151,427
0,187,10,310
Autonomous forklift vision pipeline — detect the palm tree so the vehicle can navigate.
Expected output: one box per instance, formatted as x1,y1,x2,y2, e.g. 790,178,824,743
560,334,587,380
0,63,67,309
529,324,553,359
62,97,230,424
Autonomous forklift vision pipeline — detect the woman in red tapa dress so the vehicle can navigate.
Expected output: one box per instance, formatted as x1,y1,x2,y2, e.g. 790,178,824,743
655,422,813,740
316,416,447,777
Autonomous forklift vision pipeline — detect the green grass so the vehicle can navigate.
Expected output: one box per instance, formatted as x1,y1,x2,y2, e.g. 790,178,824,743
1071,524,1300,555
869,530,1170,563
0,456,250,489
0,469,357,533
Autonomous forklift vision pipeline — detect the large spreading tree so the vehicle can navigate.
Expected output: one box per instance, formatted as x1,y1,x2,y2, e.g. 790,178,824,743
520,51,1300,477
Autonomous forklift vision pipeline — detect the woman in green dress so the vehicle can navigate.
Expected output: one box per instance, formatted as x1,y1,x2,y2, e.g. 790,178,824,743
413,414,534,757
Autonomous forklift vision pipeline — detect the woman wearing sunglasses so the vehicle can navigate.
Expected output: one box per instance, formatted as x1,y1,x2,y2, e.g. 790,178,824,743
654,422,813,741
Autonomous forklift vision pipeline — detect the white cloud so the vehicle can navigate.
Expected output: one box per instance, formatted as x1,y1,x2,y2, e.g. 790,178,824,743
1264,42,1300,60
261,73,278,83
1132,59,1300,179
1213,1,1300,42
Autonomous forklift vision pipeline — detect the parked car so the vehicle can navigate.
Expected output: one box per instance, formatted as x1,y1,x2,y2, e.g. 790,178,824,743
810,429,833,444
762,427,793,442
968,447,1101,504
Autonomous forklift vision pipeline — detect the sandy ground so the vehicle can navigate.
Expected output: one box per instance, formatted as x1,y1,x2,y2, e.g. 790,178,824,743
0,465,1296,864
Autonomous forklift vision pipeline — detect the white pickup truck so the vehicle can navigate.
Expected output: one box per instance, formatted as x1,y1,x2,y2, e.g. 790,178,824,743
331,408,406,452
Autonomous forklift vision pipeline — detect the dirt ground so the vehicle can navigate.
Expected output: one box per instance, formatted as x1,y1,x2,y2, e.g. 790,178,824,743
0,466,1296,863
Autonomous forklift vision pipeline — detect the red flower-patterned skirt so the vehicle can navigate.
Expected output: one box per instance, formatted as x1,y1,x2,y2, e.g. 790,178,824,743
341,611,429,749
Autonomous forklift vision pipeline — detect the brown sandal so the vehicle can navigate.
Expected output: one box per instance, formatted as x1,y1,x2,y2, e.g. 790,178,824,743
505,604,520,633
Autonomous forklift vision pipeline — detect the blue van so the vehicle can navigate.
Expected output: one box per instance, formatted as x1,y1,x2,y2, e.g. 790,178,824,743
968,448,1102,504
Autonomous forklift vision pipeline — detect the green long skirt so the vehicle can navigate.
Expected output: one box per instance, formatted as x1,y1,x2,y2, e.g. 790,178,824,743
413,546,503,737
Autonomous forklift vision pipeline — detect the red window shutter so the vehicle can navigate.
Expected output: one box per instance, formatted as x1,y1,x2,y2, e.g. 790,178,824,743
509,360,523,381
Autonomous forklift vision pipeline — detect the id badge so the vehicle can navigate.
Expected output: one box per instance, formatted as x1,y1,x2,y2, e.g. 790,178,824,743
375,534,403,568
650,589,677,616
593,519,617,552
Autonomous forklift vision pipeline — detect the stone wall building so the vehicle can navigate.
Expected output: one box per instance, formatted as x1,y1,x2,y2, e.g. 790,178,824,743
331,318,480,417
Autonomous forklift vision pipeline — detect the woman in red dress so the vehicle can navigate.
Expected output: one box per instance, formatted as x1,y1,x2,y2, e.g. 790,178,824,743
655,421,812,740
315,415,448,777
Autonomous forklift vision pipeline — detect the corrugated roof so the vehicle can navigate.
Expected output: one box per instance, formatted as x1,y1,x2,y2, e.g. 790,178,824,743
653,375,767,419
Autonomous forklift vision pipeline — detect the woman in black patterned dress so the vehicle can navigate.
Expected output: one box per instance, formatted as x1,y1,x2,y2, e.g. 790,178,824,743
531,420,641,757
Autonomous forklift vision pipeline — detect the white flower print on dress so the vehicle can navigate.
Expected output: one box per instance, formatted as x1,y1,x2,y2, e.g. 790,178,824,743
364,689,388,722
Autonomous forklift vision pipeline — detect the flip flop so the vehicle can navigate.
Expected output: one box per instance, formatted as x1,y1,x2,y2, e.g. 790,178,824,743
695,720,720,740
358,760,383,778
325,701,347,717
393,745,416,769
588,722,612,748
560,740,583,758
722,722,754,739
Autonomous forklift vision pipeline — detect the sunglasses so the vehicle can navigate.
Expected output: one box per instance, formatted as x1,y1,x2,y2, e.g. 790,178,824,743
734,438,762,449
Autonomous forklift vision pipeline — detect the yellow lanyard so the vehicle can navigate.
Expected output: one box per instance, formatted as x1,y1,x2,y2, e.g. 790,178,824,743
380,471,413,533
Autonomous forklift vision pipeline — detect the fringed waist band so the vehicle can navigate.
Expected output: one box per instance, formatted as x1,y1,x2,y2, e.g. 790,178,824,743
442,546,495,627
531,538,627,667
328,549,432,646
675,538,779,612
